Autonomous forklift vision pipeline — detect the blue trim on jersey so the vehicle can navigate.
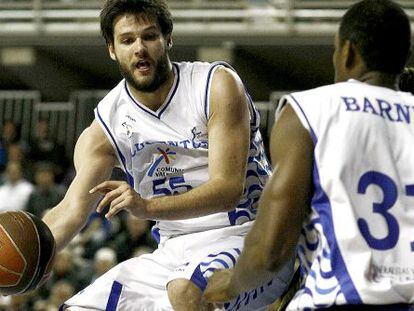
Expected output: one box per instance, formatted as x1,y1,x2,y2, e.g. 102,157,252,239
96,107,135,187
204,62,225,120
203,61,258,127
124,63,180,119
159,63,180,116
312,163,362,303
200,258,230,269
207,250,238,265
106,281,123,311
190,266,208,291
151,226,160,244
246,92,258,127
288,94,317,143
288,93,363,304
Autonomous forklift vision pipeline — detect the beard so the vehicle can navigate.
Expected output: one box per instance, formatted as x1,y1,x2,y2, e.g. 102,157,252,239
117,51,171,93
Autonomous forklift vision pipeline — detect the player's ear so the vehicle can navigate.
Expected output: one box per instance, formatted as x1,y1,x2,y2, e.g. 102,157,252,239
108,43,117,61
342,40,355,69
166,35,173,51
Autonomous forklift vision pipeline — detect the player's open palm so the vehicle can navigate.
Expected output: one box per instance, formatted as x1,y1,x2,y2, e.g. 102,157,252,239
91,181,148,219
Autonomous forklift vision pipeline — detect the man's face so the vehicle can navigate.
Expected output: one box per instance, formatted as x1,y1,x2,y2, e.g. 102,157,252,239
333,32,347,83
109,13,171,93
35,170,54,189
6,162,22,183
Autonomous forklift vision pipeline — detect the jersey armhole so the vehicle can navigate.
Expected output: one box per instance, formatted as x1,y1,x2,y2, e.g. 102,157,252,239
204,62,235,121
278,94,318,143
94,107,135,187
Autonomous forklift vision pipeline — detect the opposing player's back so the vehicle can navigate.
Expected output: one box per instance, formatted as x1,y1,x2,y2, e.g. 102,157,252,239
283,80,414,308
204,0,414,310
288,80,414,181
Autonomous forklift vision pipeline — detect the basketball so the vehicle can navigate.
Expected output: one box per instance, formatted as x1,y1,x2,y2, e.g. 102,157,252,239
0,211,56,296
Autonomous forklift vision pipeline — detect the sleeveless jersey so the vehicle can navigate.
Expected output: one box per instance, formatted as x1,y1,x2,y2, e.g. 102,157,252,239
280,79,414,310
95,61,270,240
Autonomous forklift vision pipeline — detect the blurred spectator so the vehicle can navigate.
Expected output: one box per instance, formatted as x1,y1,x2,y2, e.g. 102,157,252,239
0,161,34,212
34,280,75,311
2,121,23,147
45,248,92,294
33,298,53,311
0,293,32,311
48,280,75,310
7,143,34,182
7,143,25,162
92,247,117,281
26,162,66,217
29,119,69,182
79,212,116,259
110,214,156,262
0,121,28,172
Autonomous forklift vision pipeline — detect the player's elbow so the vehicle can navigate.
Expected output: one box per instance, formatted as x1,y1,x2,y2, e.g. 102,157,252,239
251,224,297,273
245,249,292,275
218,178,244,211
262,240,296,273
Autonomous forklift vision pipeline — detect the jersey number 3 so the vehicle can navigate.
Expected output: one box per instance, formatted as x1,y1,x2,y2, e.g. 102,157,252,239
357,171,414,251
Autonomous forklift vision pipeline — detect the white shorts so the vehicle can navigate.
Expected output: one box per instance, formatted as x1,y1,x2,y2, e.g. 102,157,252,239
61,222,294,311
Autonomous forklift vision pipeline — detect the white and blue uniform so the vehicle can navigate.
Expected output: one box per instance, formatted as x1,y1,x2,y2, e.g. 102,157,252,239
280,80,414,310
95,61,269,239
62,61,293,311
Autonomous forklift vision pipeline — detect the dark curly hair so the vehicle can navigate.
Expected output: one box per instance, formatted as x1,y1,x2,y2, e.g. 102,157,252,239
100,0,173,45
339,0,411,74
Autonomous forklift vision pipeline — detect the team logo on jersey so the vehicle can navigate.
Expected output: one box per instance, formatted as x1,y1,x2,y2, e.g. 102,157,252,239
190,126,208,149
148,148,178,177
130,127,208,158
121,121,133,138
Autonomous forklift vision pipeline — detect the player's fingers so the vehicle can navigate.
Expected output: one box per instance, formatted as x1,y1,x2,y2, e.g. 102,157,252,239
105,200,126,219
89,180,127,194
204,291,226,303
108,193,126,212
96,187,125,213
204,286,222,302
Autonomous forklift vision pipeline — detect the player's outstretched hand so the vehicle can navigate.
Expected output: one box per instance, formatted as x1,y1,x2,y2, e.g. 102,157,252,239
204,269,238,303
91,181,149,219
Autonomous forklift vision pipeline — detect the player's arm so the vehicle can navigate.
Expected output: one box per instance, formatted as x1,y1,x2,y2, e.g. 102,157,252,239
94,67,250,220
43,120,116,251
205,104,313,301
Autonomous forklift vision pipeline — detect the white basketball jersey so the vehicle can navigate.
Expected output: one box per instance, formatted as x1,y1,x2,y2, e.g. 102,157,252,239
280,80,414,309
95,61,270,240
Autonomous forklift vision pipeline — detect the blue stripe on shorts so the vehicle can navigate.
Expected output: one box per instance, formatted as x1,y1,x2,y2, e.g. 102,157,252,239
190,248,240,292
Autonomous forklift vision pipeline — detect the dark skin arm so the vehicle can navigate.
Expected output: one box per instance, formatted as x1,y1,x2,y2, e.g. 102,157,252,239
204,104,314,302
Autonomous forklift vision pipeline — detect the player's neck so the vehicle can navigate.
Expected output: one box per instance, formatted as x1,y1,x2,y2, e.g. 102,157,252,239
357,71,399,90
128,67,175,112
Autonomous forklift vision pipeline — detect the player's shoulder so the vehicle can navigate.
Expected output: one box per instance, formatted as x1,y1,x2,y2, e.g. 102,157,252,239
76,121,115,156
174,61,233,76
97,80,125,109
287,80,378,106
174,61,236,95
290,81,351,98
174,61,209,74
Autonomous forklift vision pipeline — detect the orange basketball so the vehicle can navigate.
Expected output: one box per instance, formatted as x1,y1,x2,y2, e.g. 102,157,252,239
0,211,56,295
